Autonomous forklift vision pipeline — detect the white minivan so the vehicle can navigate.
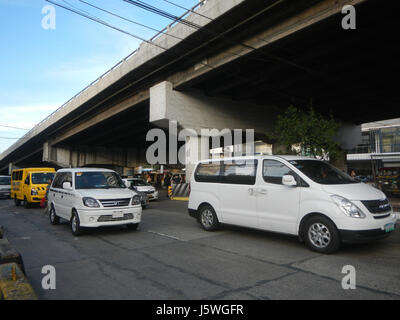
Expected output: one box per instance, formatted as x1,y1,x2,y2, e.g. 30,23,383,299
48,168,142,236
188,156,397,253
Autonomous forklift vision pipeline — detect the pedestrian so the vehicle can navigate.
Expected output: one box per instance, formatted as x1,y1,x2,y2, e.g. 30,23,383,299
43,177,53,215
350,169,356,179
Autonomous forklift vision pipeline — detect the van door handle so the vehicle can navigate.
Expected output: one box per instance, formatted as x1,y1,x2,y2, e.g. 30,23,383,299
248,188,254,195
258,188,268,195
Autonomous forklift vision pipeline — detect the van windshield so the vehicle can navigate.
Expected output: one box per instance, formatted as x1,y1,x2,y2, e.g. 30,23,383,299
75,172,126,189
289,160,358,185
31,173,55,184
0,177,11,185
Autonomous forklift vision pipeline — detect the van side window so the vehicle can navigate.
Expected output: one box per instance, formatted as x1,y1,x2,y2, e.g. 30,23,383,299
194,162,221,183
263,160,296,185
18,171,23,181
62,173,73,188
221,160,258,185
25,174,30,185
52,173,65,189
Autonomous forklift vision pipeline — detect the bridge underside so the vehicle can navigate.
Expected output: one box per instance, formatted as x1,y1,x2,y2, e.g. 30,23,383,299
1,0,398,173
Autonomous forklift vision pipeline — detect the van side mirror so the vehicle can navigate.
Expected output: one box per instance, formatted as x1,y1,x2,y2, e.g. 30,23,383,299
63,182,72,190
282,175,297,186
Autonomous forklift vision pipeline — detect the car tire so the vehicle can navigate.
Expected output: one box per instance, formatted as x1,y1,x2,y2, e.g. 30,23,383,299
14,198,21,206
23,197,31,209
304,215,341,254
71,210,84,236
126,223,139,230
49,205,60,225
199,204,220,231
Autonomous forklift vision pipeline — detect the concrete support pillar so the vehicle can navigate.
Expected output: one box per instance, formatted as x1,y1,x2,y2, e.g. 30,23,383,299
185,135,210,180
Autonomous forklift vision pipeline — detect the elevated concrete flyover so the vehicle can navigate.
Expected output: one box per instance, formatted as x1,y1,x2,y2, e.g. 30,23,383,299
1,0,398,174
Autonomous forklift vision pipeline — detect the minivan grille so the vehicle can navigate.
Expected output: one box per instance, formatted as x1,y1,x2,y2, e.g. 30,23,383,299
98,213,133,222
99,198,131,207
361,199,391,214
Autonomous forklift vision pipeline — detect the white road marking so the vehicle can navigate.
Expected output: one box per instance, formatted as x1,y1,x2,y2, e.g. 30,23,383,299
146,230,186,242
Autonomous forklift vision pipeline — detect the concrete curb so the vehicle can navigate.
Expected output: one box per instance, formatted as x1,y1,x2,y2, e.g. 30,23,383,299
0,263,38,300
0,237,25,274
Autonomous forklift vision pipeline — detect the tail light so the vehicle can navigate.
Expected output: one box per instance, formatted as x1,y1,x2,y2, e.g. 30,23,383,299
188,183,191,196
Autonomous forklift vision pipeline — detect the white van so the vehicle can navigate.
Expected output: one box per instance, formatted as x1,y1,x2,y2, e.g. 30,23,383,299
0,175,11,199
48,168,142,236
188,156,397,253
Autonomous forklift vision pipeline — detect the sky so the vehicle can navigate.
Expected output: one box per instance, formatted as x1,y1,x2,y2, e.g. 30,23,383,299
0,0,199,153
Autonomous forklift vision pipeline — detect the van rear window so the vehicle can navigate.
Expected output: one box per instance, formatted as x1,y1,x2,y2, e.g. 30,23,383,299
194,162,221,183
221,160,258,185
194,160,258,185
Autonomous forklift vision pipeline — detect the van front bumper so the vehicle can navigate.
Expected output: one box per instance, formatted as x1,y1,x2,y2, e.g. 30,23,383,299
78,206,142,227
0,190,11,198
340,223,397,243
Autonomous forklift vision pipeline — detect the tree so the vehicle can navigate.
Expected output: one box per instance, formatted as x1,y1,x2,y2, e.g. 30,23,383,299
275,105,341,160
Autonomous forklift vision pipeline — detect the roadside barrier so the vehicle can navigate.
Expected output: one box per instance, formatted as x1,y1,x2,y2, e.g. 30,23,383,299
0,237,25,274
0,263,38,300
170,183,189,201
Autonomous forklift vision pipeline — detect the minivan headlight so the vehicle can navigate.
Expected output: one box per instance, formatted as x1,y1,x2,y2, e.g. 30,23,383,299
331,195,366,218
31,188,38,195
131,195,141,206
83,197,100,207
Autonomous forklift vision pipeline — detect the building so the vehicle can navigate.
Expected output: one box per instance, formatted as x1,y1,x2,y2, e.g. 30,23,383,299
347,118,400,196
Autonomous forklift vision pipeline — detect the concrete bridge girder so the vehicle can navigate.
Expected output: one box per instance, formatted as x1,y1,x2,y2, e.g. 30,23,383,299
42,142,148,173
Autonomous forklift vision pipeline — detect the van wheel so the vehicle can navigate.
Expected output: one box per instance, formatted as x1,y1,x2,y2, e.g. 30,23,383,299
71,210,83,236
49,205,60,225
14,198,21,206
304,216,341,254
199,205,219,231
23,197,31,209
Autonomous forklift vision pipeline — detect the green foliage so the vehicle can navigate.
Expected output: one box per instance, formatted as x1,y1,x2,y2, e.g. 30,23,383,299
275,105,341,159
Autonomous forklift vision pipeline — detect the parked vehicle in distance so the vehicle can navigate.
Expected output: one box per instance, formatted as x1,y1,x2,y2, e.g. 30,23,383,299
0,175,11,199
123,178,159,201
47,168,142,236
188,155,397,254
11,168,56,208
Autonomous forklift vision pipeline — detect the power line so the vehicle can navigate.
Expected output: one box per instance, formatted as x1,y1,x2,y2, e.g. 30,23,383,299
46,0,296,103
0,124,30,130
123,0,322,77
0,137,24,140
122,0,203,30
159,0,213,21
78,0,183,41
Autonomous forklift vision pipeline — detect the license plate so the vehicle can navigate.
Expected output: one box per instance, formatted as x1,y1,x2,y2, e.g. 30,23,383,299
384,223,395,233
112,212,124,219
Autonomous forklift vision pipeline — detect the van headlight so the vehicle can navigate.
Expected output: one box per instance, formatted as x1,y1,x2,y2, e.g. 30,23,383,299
331,195,366,218
31,188,38,195
82,197,100,207
131,195,141,206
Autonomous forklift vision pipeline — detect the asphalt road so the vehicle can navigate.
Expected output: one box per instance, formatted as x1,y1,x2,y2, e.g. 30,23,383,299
0,195,399,300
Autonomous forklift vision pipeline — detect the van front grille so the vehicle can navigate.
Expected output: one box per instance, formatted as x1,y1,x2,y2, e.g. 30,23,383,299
97,213,133,222
361,199,391,214
99,198,131,207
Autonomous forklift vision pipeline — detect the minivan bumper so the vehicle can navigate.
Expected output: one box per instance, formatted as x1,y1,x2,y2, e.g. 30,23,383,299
340,226,396,243
78,206,142,227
